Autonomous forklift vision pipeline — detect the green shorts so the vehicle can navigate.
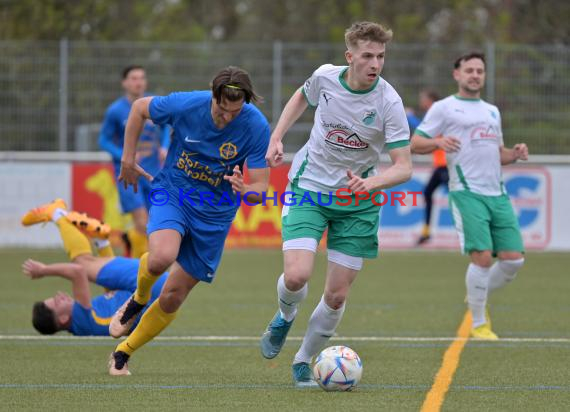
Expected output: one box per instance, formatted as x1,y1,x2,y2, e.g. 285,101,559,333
281,183,380,258
448,190,524,255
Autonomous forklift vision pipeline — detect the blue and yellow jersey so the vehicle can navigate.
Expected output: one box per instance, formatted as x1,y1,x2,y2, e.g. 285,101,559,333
69,290,133,336
148,91,270,223
68,257,168,336
99,96,170,177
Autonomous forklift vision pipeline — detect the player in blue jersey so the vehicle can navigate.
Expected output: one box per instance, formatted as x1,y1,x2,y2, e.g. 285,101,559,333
21,199,168,336
99,65,171,258
107,66,271,375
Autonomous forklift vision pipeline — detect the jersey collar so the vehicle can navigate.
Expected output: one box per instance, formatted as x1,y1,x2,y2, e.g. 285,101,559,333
453,94,481,102
338,67,379,95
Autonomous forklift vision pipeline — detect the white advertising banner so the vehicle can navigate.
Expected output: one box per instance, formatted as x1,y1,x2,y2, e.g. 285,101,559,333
378,165,570,251
0,159,568,250
0,162,71,246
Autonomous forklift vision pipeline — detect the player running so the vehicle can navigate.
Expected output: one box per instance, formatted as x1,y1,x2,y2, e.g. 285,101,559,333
21,200,167,337
411,52,528,340
261,22,412,386
99,65,171,258
107,66,271,376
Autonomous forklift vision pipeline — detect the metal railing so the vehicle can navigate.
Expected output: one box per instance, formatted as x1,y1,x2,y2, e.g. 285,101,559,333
1,40,568,154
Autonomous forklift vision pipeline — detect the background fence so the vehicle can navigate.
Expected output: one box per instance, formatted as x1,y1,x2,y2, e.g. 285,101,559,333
1,40,569,154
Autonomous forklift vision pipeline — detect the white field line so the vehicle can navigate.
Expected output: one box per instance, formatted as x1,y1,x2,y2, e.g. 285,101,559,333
0,335,569,343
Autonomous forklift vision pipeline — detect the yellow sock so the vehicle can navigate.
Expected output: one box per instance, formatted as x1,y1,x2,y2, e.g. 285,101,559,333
134,253,160,305
98,245,115,257
56,217,92,260
421,224,431,237
128,228,148,259
115,300,177,356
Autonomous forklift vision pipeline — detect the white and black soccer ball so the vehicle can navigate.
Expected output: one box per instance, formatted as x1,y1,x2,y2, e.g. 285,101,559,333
313,346,363,391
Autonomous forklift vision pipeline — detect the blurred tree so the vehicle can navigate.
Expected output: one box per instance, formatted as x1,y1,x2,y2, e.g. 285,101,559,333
1,0,567,44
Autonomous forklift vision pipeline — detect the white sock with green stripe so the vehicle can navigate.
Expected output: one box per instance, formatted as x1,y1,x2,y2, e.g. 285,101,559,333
277,273,307,322
466,263,490,328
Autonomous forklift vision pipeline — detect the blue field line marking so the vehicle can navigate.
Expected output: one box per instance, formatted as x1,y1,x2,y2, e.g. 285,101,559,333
4,340,570,349
0,383,568,392
1,335,569,343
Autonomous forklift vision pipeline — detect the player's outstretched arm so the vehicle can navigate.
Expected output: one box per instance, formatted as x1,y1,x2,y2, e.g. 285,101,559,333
223,165,270,204
98,111,123,161
500,143,529,165
22,259,91,308
266,88,308,167
119,96,154,193
347,146,413,193
377,145,413,189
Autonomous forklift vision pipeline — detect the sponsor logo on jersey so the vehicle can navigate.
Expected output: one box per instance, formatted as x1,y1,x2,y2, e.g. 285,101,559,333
177,150,225,187
324,129,368,150
470,125,499,140
362,110,377,125
219,142,238,160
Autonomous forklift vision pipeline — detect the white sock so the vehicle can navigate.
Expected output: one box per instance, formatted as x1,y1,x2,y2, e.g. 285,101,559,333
277,273,307,322
488,258,524,292
294,296,345,364
93,238,111,249
52,208,68,222
466,263,490,328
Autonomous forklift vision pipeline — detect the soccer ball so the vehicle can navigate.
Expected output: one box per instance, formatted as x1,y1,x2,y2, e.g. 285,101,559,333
313,346,363,391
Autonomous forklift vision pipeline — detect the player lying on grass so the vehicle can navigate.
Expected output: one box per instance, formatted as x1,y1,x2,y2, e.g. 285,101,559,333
21,199,167,336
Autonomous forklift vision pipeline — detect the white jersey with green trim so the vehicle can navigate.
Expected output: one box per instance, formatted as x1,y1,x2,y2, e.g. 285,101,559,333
416,95,505,196
288,64,410,193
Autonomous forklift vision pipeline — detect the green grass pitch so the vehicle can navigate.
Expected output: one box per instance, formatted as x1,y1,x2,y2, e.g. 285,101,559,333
0,249,569,411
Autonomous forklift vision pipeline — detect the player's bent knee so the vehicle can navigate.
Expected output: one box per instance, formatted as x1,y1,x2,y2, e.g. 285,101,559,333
159,288,187,313
498,251,524,261
323,292,347,310
284,274,309,292
470,251,493,268
147,253,175,276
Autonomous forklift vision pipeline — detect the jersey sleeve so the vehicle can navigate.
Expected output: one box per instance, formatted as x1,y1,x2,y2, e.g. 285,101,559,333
160,124,172,149
301,66,325,107
246,119,270,169
149,93,187,126
384,98,411,150
69,302,92,336
415,101,446,139
98,108,123,160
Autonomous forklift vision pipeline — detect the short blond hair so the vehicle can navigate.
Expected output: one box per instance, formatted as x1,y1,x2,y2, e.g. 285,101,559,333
345,21,393,49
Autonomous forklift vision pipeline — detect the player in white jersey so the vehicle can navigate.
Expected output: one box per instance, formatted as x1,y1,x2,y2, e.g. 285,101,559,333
261,22,412,386
411,52,528,340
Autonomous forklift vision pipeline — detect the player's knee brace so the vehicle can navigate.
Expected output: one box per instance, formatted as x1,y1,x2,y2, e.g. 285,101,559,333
498,258,524,282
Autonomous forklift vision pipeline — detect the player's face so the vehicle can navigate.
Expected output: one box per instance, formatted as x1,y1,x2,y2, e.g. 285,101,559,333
419,93,434,112
122,69,147,98
211,97,244,129
346,40,386,88
44,291,73,325
453,58,485,94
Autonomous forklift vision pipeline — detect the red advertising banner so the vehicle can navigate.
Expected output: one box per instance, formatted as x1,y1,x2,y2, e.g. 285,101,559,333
71,162,132,231
71,162,291,248
225,164,290,248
